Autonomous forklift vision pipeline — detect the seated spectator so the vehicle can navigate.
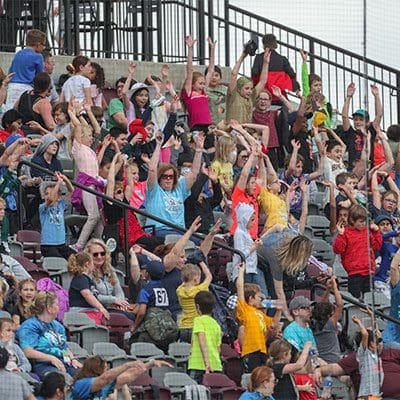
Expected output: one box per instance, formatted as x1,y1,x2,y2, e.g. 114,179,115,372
7,278,37,327
36,371,67,400
68,252,110,322
39,172,76,259
0,317,31,374
283,296,317,352
0,347,35,400
187,291,222,383
0,254,32,282
106,76,130,130
239,366,276,400
0,109,24,144
16,291,82,378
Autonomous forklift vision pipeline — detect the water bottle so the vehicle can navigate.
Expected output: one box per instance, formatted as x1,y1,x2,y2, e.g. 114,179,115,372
308,348,320,369
321,374,333,398
331,109,338,129
260,299,282,309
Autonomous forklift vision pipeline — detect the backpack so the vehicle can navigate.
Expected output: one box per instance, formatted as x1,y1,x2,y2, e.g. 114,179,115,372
142,307,179,346
36,278,70,321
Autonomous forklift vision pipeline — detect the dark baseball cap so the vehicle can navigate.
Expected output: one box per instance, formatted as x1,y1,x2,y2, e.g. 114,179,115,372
141,260,165,280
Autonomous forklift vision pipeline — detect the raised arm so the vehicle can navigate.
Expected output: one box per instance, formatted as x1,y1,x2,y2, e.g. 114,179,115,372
183,35,197,95
376,126,394,172
199,218,222,257
300,49,310,96
228,51,247,94
236,262,245,301
254,50,270,97
271,85,295,113
185,132,205,191
199,261,212,286
298,180,308,235
351,316,368,350
282,341,313,374
371,170,382,209
326,127,346,154
286,139,301,177
146,132,163,192
122,63,136,110
342,83,355,132
264,151,278,182
236,145,257,190
370,84,383,128
205,37,216,87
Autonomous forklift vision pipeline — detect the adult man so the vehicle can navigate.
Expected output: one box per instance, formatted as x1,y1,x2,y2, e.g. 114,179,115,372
43,49,59,104
283,296,317,351
314,346,400,400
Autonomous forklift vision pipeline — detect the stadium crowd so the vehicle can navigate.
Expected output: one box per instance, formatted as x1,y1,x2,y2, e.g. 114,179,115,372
0,28,399,400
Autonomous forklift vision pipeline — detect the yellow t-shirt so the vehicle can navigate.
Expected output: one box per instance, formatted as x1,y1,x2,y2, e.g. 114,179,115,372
258,187,288,230
211,160,234,195
176,281,210,329
237,299,273,356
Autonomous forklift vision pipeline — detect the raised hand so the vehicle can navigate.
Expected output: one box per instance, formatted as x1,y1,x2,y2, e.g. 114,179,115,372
346,82,356,98
128,62,136,75
300,49,308,63
336,221,345,235
161,64,169,78
190,215,202,233
207,37,216,49
291,139,301,150
271,85,282,98
370,83,380,97
264,48,271,63
155,131,164,145
185,34,197,48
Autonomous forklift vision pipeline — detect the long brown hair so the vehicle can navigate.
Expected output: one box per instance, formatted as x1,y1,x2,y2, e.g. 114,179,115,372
248,366,274,391
73,356,107,383
16,279,37,320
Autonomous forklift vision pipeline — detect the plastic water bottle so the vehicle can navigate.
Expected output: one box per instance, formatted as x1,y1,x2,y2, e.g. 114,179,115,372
308,348,320,369
331,109,338,129
260,299,282,309
321,374,333,398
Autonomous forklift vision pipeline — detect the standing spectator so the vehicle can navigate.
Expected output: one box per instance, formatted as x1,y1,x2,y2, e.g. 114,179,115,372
187,291,222,383
206,65,227,126
43,49,59,105
4,29,46,111
333,204,382,299
52,102,72,160
251,33,300,102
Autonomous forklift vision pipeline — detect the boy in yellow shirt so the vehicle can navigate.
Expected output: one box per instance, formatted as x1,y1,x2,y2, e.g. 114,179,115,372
236,262,281,372
176,260,212,343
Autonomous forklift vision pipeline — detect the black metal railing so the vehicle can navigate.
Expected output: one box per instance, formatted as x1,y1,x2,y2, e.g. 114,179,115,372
16,160,245,277
1,0,399,126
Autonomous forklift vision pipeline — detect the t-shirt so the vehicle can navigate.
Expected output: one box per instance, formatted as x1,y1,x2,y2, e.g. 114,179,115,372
138,281,169,309
0,370,33,400
145,177,190,229
54,123,72,160
226,89,255,124
293,374,317,400
188,314,222,372
69,274,99,308
356,344,383,397
211,160,233,195
313,319,341,363
181,88,212,128
106,98,125,130
383,281,400,345
70,377,116,400
161,268,182,316
323,157,346,206
39,199,66,245
176,281,209,329
283,321,317,351
237,298,273,356
252,109,280,147
62,75,91,103
17,317,67,358
130,181,147,209
206,85,227,125
9,48,44,84
272,363,298,400
258,187,288,230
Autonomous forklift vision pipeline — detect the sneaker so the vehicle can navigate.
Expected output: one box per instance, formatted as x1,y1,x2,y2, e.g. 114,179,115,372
69,243,82,253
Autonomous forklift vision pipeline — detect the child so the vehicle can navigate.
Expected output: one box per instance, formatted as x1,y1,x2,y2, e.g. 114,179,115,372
206,65,227,126
0,110,24,144
52,102,72,160
187,290,222,383
267,339,313,400
40,172,76,259
4,29,46,111
236,262,281,372
333,205,382,299
352,316,384,399
232,203,265,293
176,262,212,343
88,62,107,109
0,317,31,373
9,279,37,327
60,56,92,105
181,36,215,131
335,172,358,209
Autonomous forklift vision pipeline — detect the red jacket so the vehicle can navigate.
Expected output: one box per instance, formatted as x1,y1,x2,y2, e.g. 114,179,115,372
333,226,382,276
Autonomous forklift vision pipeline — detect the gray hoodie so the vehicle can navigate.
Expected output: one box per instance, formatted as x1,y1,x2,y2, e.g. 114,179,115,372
232,202,258,281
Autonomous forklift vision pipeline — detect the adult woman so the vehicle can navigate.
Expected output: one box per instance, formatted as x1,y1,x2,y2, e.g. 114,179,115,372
84,239,130,311
36,372,67,400
16,72,56,135
239,366,276,400
258,230,313,321
146,129,203,237
70,356,172,399
16,291,82,378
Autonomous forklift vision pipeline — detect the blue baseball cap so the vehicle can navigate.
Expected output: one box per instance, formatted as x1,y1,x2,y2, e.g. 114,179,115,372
352,109,370,121
141,260,165,280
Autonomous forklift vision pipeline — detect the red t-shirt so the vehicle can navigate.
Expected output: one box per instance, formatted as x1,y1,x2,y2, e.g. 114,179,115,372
230,183,260,239
293,374,317,400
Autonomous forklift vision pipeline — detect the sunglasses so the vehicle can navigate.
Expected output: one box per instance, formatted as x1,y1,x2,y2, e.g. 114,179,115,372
115,189,123,195
92,251,106,257
161,174,174,180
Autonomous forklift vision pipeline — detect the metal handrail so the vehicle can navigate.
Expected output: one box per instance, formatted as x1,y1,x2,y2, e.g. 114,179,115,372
16,160,245,276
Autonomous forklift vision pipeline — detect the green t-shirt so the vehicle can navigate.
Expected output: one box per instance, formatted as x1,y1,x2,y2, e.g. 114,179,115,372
106,98,124,130
206,85,227,125
188,314,222,372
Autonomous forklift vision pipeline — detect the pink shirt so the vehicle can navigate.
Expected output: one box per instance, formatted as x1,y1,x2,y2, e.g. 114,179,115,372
181,88,212,128
129,181,147,209
71,139,99,178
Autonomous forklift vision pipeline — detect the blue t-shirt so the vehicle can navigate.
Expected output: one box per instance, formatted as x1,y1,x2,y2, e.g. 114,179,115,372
375,231,398,283
9,48,44,85
383,281,400,344
16,317,67,358
283,321,317,351
138,281,169,308
70,377,115,400
69,274,98,308
39,199,66,245
161,268,182,316
145,177,190,229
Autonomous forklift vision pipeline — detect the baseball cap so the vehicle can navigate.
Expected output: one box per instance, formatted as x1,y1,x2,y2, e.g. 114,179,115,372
141,260,165,280
352,109,370,120
375,214,394,226
130,82,149,96
289,296,314,311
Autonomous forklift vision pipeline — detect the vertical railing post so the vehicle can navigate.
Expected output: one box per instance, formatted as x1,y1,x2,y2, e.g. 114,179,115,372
309,39,315,75
198,0,206,64
208,0,214,41
73,0,80,55
156,0,163,62
224,0,230,67
142,0,149,61
397,72,400,124
63,0,72,55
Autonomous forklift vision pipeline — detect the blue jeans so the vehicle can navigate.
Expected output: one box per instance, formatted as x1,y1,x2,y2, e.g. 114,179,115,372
34,361,79,379
244,268,268,296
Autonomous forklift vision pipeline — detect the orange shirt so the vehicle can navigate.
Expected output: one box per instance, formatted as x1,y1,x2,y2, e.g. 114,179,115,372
236,298,273,356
